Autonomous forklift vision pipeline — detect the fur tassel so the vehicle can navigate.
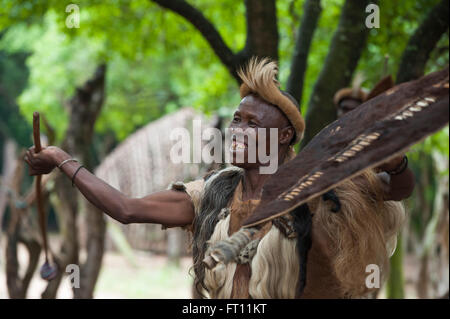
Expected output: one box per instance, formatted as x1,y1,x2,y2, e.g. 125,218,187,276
290,204,313,297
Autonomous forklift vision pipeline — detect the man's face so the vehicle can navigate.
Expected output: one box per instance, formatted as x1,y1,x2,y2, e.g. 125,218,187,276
337,98,362,118
228,94,293,170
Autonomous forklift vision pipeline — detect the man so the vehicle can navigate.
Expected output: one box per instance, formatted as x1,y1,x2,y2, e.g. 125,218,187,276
25,58,413,298
334,86,368,118
334,76,415,201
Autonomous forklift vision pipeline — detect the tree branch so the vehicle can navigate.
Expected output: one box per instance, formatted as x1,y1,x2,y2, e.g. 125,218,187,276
286,0,322,104
396,0,449,84
151,0,239,81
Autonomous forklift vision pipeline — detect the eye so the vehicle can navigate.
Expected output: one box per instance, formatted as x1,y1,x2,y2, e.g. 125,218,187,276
248,121,258,128
232,116,241,123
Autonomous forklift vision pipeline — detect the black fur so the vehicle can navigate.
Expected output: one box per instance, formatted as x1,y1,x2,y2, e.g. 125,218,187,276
290,203,313,297
191,168,244,297
322,189,341,213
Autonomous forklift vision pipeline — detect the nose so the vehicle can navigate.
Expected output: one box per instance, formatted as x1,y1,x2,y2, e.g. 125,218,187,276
229,121,247,130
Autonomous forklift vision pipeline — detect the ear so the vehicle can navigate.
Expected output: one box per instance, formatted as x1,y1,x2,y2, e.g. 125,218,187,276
280,126,295,145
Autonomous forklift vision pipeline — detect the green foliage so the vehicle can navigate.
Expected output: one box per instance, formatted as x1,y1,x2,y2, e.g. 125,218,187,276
407,126,448,238
0,48,31,147
0,0,448,149
3,14,102,141
412,127,449,162
0,1,247,141
358,0,445,88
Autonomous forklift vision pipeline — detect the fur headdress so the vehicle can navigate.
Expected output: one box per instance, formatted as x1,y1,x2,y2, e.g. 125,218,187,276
334,74,395,106
238,57,305,144
333,72,368,106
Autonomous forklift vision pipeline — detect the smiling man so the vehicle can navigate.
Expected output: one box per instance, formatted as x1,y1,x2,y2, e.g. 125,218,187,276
24,58,411,299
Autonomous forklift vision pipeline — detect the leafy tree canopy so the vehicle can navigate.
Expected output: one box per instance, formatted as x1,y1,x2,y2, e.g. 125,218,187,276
0,0,447,152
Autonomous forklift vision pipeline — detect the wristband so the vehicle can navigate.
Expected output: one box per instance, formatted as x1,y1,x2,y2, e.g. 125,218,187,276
71,165,85,187
386,156,408,175
58,158,79,169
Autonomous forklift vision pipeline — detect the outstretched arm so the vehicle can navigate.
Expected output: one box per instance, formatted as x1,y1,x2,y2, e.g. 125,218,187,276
24,146,195,227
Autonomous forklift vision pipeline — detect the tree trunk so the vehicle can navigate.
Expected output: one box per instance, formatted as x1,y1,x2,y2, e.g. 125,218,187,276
386,235,405,298
243,0,279,62
166,227,183,266
396,0,449,84
417,253,429,298
437,190,449,298
41,176,79,298
0,138,17,233
301,0,376,147
41,64,107,299
74,204,106,298
286,0,322,104
5,152,42,299
415,151,449,298
70,64,107,299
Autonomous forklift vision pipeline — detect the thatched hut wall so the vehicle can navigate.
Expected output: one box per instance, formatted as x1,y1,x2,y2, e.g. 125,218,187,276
94,108,213,254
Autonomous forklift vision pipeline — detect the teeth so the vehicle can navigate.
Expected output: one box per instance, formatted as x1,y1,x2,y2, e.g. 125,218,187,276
230,141,246,150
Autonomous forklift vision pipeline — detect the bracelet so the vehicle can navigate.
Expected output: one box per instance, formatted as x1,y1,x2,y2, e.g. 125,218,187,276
58,158,78,169
387,156,408,175
71,165,85,187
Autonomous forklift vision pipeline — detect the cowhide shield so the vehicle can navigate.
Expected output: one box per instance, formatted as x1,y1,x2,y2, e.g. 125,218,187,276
244,67,449,227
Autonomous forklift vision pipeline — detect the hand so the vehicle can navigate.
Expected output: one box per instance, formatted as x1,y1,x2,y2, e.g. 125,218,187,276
377,154,405,173
24,146,60,176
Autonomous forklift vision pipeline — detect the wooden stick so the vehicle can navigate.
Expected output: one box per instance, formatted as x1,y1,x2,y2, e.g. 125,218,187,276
33,112,49,263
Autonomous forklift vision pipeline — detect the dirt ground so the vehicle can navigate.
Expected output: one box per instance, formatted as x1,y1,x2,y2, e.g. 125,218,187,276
0,238,193,299
0,234,422,299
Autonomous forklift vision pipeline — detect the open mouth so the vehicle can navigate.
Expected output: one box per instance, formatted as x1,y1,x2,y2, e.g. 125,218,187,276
230,134,248,151
230,140,247,151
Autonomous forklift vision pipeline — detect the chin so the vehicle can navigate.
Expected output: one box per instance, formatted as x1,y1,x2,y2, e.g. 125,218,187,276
229,147,261,170
231,161,246,168
230,160,260,171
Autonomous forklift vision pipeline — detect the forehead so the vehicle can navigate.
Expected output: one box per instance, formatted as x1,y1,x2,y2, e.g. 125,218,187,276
236,94,285,123
339,98,362,108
